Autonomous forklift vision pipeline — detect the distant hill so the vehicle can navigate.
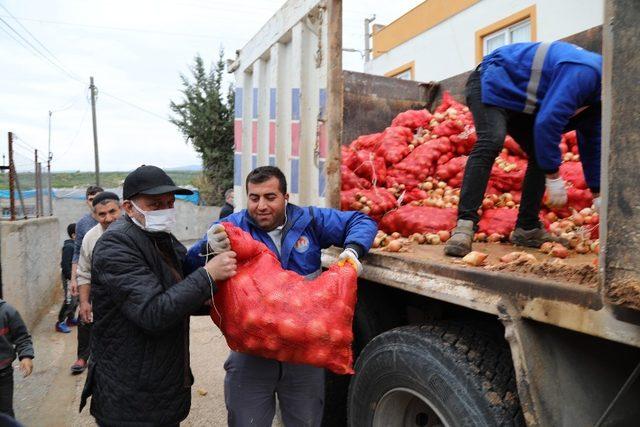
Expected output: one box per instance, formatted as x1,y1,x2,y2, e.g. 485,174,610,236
166,164,203,172
0,170,201,190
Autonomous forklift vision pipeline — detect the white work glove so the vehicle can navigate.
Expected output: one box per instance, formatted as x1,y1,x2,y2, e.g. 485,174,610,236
593,196,600,214
545,176,568,207
338,247,363,276
206,224,231,254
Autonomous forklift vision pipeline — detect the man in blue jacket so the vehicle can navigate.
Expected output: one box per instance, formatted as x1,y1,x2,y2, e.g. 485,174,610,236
445,41,602,257
185,166,377,427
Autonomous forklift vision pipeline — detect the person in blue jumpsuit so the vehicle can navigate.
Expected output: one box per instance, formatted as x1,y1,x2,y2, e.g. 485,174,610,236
185,166,377,427
445,41,602,257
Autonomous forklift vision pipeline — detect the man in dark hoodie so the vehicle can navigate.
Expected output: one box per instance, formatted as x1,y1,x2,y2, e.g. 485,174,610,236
0,299,34,418
56,223,77,333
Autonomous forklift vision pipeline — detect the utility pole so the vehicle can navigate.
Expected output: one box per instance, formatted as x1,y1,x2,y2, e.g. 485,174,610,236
8,132,15,220
89,76,100,186
364,15,376,62
34,149,40,217
47,110,53,215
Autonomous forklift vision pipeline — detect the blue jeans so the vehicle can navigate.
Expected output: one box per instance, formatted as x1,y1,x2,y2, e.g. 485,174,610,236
224,351,325,427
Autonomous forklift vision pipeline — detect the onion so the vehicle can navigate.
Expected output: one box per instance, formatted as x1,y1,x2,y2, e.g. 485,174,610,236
482,199,494,209
475,232,487,242
540,242,554,254
361,206,371,215
385,240,403,252
500,251,527,263
551,245,569,258
391,232,401,239
462,251,488,266
546,212,558,223
437,230,451,242
572,213,584,226
575,242,589,254
437,181,447,189
487,233,503,243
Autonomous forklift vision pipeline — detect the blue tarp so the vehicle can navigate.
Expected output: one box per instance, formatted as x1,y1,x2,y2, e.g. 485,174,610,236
8,187,201,205
0,189,56,199
176,191,200,205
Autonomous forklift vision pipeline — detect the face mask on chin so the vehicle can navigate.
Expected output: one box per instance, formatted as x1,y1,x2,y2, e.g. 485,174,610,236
130,201,177,233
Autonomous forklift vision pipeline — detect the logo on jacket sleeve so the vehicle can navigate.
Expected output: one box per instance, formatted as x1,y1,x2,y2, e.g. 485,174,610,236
293,236,310,253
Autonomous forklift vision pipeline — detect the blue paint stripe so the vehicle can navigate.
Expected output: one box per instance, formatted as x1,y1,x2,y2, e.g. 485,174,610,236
319,88,326,118
234,88,243,118
234,154,242,186
318,160,326,197
291,88,300,121
252,154,257,170
252,88,258,120
269,88,276,120
269,156,276,166
291,158,299,193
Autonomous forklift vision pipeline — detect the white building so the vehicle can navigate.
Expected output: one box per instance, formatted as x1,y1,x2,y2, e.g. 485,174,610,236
364,0,603,82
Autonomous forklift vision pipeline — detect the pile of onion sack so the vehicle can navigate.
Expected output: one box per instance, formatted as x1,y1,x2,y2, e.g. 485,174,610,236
341,92,599,256
210,223,358,375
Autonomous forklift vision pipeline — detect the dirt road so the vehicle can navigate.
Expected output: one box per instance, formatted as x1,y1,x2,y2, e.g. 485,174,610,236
12,306,236,426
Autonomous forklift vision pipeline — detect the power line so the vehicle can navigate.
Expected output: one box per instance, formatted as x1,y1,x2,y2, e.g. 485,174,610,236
0,16,83,83
0,14,250,42
100,90,168,122
0,4,76,77
60,103,91,157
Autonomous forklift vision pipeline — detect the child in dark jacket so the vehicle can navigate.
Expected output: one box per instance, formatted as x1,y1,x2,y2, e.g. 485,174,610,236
0,299,34,418
56,223,77,333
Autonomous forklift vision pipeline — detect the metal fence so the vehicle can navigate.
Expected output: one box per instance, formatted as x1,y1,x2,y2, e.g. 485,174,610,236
1,132,53,220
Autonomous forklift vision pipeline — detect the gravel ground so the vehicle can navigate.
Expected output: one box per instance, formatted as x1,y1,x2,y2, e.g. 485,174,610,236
12,305,280,426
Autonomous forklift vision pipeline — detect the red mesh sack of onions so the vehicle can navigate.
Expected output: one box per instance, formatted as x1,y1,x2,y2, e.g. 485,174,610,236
478,208,518,238
379,205,457,236
391,109,433,130
210,223,359,375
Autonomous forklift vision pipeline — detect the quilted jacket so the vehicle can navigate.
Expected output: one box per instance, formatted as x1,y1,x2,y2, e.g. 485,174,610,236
80,215,214,426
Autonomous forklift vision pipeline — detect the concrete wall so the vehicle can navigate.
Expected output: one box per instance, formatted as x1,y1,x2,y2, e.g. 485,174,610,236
365,0,603,82
1,217,60,329
53,198,220,246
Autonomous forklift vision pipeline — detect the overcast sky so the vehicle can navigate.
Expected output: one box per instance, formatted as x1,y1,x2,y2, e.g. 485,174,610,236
0,0,422,172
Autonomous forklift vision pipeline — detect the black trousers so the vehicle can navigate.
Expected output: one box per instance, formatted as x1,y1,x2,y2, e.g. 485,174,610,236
459,70,600,230
57,277,78,323
0,366,14,418
77,321,92,361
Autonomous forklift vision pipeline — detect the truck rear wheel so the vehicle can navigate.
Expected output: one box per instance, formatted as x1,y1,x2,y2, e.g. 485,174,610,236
347,323,524,427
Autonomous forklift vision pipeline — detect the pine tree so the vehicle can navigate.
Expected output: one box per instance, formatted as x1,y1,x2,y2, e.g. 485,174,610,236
170,50,234,205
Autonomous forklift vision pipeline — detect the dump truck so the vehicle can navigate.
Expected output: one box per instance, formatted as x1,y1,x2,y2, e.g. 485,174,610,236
228,1,640,425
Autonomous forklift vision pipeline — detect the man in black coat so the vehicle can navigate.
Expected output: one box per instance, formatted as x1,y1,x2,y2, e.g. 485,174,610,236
81,165,237,427
219,188,234,220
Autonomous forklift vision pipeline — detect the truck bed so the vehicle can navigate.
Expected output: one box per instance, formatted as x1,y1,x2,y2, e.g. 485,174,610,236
375,242,598,288
323,243,640,348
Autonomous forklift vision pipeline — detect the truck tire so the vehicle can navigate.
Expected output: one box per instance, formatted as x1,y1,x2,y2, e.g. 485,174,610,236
323,281,403,427
347,323,524,427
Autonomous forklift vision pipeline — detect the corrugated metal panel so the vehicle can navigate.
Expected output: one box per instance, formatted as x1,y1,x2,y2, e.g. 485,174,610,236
232,0,329,209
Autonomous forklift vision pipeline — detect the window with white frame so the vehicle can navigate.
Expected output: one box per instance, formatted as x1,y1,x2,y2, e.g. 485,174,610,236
483,19,531,56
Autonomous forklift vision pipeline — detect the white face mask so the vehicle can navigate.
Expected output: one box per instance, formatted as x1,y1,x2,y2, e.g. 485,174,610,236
131,201,176,233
